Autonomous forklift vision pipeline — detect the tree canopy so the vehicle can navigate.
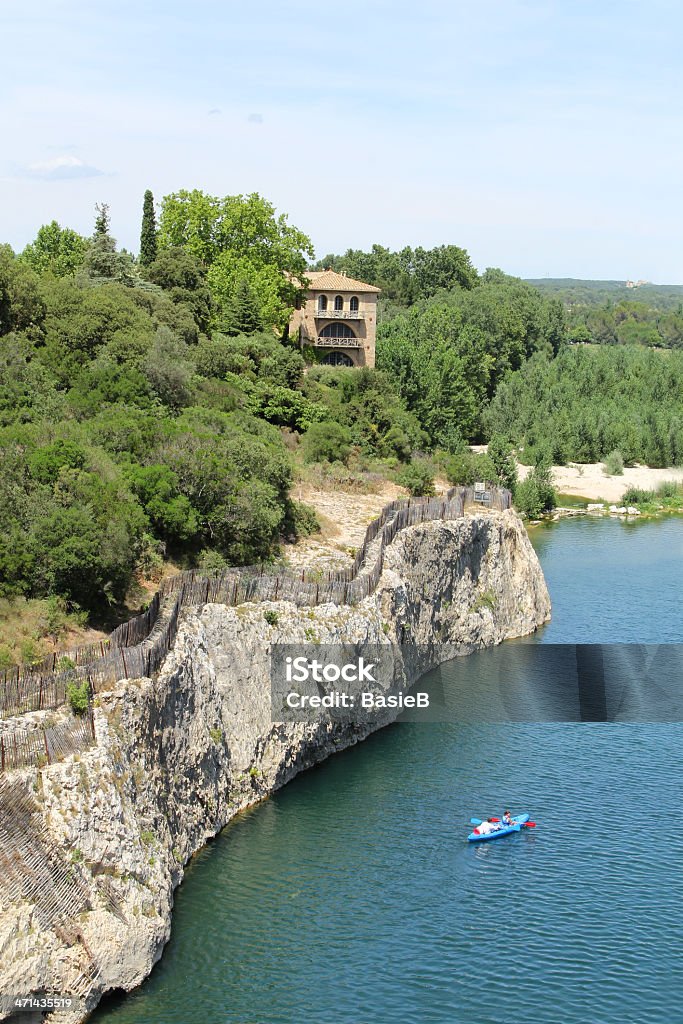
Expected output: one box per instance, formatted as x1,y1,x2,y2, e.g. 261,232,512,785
158,190,313,331
313,243,478,305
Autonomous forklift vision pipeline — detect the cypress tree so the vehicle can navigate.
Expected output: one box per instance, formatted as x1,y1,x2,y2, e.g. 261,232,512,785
224,279,263,335
139,190,157,267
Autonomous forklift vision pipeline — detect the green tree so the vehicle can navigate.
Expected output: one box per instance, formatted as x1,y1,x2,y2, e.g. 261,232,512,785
223,278,263,335
139,190,158,267
487,434,518,491
157,190,313,330
142,326,194,410
81,204,137,286
144,246,211,333
20,221,88,278
0,246,46,337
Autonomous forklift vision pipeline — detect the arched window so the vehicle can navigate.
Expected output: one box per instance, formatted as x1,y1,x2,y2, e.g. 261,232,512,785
320,323,356,339
349,296,359,312
334,295,344,311
322,352,354,367
317,295,327,312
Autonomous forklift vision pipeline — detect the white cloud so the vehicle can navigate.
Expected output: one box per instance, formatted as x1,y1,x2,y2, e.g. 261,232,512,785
16,155,105,181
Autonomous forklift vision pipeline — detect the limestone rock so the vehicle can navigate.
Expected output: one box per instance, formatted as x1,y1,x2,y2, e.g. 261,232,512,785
0,510,549,1021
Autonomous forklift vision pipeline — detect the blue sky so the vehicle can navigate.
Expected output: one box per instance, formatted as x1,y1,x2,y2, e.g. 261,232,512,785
3,0,682,281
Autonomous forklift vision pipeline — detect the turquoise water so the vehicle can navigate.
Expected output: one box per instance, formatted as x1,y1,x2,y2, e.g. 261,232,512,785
93,517,683,1024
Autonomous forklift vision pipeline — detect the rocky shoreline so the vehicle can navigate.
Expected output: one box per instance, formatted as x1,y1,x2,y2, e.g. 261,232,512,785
0,509,550,1023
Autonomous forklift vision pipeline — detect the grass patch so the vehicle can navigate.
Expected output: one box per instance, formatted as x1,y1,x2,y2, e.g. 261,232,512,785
623,482,683,512
0,596,89,669
470,590,497,614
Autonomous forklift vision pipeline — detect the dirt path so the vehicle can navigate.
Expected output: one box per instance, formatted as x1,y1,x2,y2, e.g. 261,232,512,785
284,480,409,573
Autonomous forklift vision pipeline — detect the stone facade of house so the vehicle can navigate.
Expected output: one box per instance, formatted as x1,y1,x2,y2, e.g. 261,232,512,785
289,270,381,368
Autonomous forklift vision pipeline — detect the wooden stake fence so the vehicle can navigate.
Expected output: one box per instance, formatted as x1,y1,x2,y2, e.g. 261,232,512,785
0,484,510,731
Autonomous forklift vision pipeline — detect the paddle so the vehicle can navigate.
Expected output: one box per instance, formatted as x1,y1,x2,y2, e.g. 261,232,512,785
469,817,500,826
524,821,537,828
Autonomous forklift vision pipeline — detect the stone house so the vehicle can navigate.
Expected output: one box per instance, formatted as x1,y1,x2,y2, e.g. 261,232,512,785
289,270,380,368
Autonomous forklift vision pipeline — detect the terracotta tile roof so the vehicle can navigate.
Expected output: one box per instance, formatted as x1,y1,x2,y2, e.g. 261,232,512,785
305,270,381,294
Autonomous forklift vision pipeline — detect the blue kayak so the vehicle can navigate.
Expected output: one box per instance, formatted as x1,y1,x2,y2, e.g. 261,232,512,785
467,813,530,842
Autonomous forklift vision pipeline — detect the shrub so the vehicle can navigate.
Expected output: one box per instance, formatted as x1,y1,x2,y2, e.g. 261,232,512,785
396,461,435,497
603,450,624,476
264,610,279,626
66,678,90,715
514,455,557,517
622,486,656,504
657,481,681,500
287,500,320,539
514,475,544,518
487,435,518,490
444,450,497,487
302,421,352,464
19,638,41,666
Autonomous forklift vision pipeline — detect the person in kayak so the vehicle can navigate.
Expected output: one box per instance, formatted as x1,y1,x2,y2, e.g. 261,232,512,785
502,810,513,826
475,818,502,835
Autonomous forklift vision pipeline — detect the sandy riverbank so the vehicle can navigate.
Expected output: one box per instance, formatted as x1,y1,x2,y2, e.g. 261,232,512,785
517,461,683,503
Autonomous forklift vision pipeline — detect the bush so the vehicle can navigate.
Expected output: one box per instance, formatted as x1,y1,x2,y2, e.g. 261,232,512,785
622,486,656,504
196,550,230,574
603,450,624,476
487,435,518,490
66,678,90,715
396,461,435,497
514,454,557,517
657,481,681,500
287,500,320,539
264,610,279,626
444,450,497,487
302,421,353,464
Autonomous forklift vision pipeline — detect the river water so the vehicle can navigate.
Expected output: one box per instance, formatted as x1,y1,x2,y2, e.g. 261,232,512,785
93,517,683,1024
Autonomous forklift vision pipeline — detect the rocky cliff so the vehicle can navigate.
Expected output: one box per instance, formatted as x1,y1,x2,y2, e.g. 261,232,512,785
0,509,550,1022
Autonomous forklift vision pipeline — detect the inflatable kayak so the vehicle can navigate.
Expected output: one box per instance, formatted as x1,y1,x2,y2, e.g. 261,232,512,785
467,813,530,842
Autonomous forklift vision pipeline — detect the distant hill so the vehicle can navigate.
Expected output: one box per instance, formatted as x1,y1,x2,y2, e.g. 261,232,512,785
526,278,683,311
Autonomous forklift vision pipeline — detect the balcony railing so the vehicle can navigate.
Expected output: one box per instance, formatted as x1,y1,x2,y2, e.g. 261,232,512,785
313,336,364,348
314,308,364,319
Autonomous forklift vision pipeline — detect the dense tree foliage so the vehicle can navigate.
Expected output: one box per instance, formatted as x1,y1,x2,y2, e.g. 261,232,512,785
313,243,478,305
158,190,313,331
486,346,683,467
19,221,89,278
528,279,683,349
377,274,565,447
0,222,425,618
3,198,682,631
